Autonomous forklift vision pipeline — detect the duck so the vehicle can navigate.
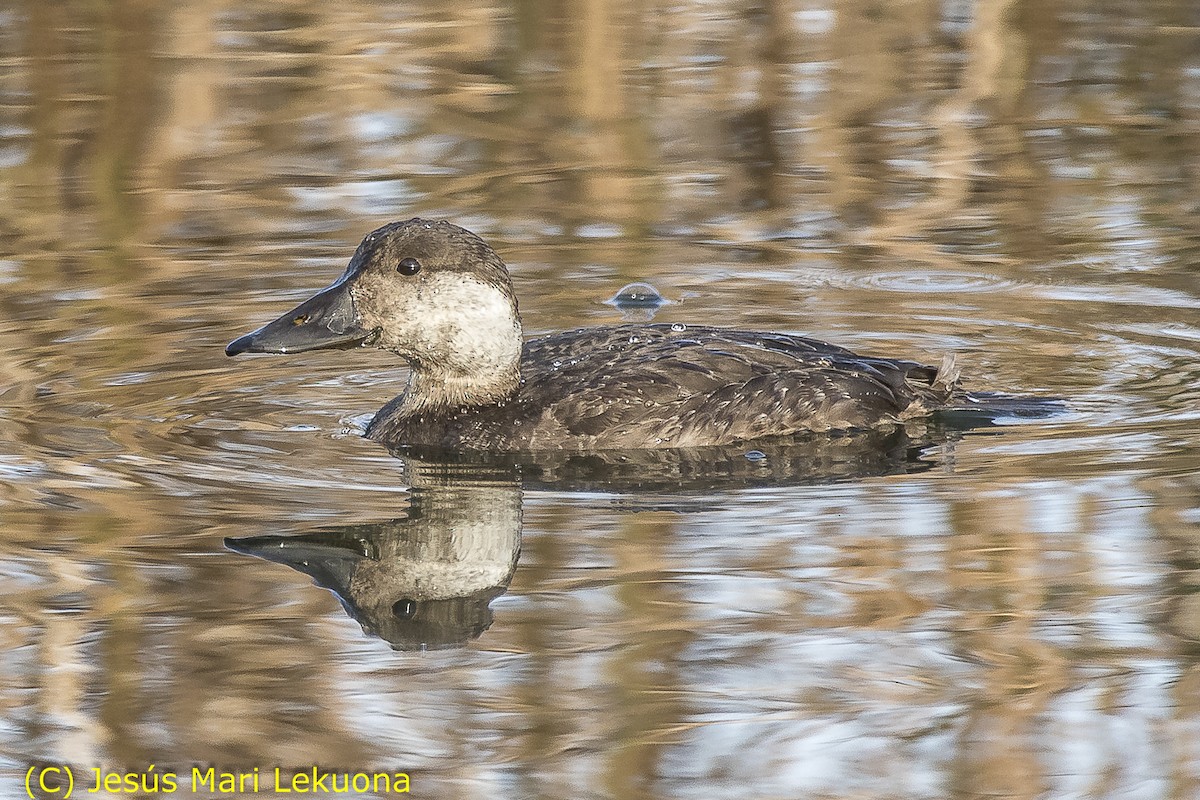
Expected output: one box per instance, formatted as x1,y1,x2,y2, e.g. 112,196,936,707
225,218,963,452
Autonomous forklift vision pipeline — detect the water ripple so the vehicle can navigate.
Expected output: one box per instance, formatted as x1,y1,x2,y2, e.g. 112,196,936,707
839,270,1022,294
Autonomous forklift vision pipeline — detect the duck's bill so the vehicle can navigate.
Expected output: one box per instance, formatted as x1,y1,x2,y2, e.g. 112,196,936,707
224,533,367,591
225,281,374,356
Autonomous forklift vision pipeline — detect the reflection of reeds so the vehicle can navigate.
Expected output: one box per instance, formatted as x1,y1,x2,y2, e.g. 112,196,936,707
0,1,1198,793
1,0,1193,258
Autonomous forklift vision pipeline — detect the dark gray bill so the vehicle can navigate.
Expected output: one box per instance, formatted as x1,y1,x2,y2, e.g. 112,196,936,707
225,280,372,356
224,533,372,592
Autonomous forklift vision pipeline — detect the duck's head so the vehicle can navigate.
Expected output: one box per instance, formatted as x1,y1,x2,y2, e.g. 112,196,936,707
227,219,524,407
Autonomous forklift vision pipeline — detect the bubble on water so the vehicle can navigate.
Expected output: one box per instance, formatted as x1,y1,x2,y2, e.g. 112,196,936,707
606,282,668,309
605,282,678,322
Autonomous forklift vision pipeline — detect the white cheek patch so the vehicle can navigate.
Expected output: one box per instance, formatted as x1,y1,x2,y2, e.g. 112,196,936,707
419,274,520,371
426,275,520,369
360,272,520,376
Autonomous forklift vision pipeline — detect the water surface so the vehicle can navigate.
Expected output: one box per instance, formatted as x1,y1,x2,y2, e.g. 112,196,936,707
2,1,1200,798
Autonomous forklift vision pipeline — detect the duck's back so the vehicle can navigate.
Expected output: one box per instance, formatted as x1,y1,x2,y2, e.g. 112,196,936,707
366,324,957,452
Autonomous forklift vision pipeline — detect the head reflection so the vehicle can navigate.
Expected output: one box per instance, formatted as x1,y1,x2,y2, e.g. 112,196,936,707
226,467,522,651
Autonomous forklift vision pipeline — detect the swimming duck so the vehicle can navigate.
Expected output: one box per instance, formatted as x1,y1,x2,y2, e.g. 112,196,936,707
226,219,961,451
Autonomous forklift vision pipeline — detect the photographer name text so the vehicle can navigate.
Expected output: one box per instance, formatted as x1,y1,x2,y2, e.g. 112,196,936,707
26,765,411,797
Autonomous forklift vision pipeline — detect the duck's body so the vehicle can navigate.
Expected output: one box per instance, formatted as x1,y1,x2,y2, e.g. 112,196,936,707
227,219,961,452
365,323,954,450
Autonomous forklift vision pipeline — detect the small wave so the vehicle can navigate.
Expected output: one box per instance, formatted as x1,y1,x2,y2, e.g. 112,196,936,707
841,270,1021,294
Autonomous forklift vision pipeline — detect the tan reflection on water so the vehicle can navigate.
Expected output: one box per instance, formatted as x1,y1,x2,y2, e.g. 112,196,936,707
1,0,1200,797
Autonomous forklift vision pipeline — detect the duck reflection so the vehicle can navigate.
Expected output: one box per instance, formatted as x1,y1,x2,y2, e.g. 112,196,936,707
224,426,950,649
226,475,522,651
494,425,939,493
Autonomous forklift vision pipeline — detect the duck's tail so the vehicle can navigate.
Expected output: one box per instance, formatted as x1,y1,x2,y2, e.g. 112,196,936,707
933,353,961,395
943,390,1067,420
941,352,1065,423
911,353,1064,426
901,353,960,413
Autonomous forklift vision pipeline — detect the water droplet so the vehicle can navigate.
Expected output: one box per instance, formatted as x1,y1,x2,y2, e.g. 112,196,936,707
552,359,562,367
670,322,686,332
629,336,640,344
745,450,767,462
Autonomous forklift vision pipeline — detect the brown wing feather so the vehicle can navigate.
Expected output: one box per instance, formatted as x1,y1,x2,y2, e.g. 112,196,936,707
510,324,952,449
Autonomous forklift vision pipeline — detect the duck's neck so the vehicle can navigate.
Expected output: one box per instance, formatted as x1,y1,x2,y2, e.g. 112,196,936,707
398,306,523,415
403,359,520,413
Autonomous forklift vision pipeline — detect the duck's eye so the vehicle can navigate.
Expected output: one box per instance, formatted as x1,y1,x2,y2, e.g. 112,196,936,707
397,257,421,276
